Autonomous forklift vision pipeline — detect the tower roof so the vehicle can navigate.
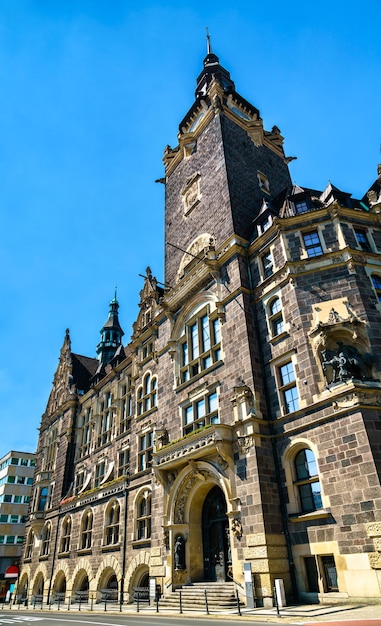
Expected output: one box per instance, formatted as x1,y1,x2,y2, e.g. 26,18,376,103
96,292,124,364
195,34,235,98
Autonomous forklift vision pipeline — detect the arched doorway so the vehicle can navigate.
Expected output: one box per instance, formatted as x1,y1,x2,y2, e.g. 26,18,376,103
202,485,231,581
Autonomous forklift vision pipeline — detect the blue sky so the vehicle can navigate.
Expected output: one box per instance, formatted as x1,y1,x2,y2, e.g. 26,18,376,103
1,0,380,454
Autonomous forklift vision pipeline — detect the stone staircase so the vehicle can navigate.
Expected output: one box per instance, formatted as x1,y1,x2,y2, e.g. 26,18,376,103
158,582,242,612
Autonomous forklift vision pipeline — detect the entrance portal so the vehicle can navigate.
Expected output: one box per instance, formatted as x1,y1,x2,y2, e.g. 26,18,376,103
202,485,231,581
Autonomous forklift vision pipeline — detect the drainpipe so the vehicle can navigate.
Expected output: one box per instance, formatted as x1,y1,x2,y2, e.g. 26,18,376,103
243,243,299,602
120,473,129,606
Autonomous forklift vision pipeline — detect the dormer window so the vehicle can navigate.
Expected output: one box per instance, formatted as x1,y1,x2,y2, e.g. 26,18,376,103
295,200,309,214
257,171,270,194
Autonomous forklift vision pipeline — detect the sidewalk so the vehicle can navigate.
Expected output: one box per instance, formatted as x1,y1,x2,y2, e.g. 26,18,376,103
7,600,381,623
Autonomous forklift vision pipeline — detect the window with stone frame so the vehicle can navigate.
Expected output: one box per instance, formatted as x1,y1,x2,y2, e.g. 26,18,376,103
118,448,130,477
371,274,381,302
94,460,106,487
75,470,85,495
104,500,120,545
302,230,323,258
37,486,49,511
97,392,113,448
60,515,72,553
354,227,372,252
40,522,51,556
80,407,92,457
182,388,219,436
137,431,153,472
80,509,93,550
25,529,35,559
136,491,151,541
261,250,274,278
119,377,133,434
43,427,58,471
179,309,221,385
278,361,299,414
268,296,284,337
294,448,322,513
137,373,157,416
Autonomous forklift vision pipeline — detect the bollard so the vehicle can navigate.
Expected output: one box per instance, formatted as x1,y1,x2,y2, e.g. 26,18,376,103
204,589,209,615
104,596,107,612
91,595,94,611
236,589,241,616
58,597,61,611
136,594,140,613
179,590,183,614
273,585,280,617
78,595,82,612
68,596,71,610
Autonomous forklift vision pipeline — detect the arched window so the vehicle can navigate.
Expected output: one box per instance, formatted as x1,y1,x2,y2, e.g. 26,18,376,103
137,373,157,416
80,510,93,550
60,515,72,553
40,523,51,556
104,500,120,545
37,486,49,511
25,529,35,559
136,491,151,541
268,297,284,337
294,448,322,513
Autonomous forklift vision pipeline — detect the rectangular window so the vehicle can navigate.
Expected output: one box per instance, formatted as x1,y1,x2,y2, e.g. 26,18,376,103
295,200,308,214
262,250,274,278
6,536,15,544
11,457,19,465
183,390,219,435
354,228,372,252
118,449,130,477
0,515,8,523
279,361,299,414
119,379,133,435
180,313,221,384
75,472,85,495
97,392,113,448
303,231,323,257
94,461,106,487
138,431,154,472
10,515,19,523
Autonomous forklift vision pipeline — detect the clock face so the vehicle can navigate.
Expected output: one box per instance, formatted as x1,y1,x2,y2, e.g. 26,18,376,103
231,106,251,121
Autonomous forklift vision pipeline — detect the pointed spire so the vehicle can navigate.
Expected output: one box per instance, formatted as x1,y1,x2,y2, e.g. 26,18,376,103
195,34,235,98
96,293,124,364
206,27,212,54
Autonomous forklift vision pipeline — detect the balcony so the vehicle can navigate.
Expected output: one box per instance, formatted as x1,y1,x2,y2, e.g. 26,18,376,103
153,423,234,481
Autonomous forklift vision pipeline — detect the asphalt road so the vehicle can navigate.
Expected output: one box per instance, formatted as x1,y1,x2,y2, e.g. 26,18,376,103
0,613,289,626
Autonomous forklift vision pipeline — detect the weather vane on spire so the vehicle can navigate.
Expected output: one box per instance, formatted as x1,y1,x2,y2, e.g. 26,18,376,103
206,27,212,54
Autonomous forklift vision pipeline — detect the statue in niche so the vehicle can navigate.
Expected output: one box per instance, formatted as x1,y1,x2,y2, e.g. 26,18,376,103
321,342,373,384
174,535,186,570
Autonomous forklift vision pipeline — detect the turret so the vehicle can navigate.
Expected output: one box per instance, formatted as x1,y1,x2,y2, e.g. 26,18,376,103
96,292,124,364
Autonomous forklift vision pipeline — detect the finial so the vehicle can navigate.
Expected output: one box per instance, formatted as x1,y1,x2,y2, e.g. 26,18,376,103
206,27,212,54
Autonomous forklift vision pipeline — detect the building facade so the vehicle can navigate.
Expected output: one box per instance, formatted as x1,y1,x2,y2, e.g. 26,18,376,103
20,44,381,607
0,451,36,601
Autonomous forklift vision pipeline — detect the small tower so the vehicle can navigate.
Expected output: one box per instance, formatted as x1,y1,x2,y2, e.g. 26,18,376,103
96,292,124,364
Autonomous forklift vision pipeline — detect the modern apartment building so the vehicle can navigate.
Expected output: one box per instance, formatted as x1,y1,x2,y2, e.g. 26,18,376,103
0,451,35,600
